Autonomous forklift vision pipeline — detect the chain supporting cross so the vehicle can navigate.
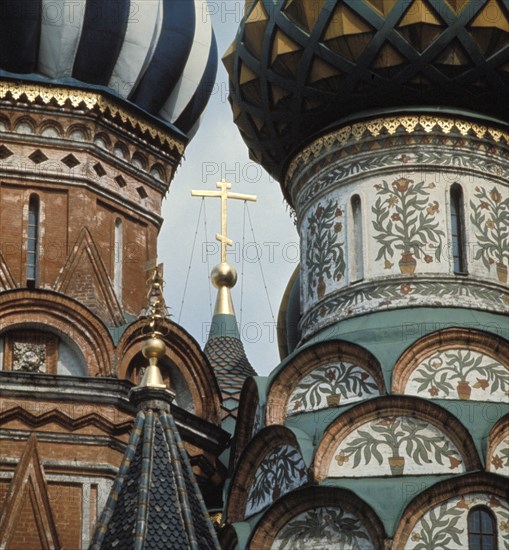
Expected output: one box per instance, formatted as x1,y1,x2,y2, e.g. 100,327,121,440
192,179,257,263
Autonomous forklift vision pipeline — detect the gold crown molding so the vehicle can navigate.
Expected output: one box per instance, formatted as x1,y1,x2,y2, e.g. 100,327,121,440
0,81,185,155
285,115,509,183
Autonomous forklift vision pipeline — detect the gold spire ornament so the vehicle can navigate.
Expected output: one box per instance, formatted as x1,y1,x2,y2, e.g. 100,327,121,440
192,179,257,315
137,265,168,389
192,179,257,263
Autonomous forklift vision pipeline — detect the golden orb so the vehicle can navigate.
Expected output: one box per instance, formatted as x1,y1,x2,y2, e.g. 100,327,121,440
142,336,166,360
211,262,237,289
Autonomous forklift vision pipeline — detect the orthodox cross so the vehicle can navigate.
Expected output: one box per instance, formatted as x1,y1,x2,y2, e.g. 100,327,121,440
192,179,257,263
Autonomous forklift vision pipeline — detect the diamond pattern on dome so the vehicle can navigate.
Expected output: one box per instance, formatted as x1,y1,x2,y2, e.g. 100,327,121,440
225,0,509,193
244,0,269,60
324,4,375,61
285,0,326,33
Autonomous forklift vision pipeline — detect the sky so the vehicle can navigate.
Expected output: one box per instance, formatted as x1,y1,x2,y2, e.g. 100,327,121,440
159,1,299,376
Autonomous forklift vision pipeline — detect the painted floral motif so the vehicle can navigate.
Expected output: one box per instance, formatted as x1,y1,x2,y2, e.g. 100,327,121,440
408,349,509,402
305,199,345,299
287,362,379,415
331,416,463,477
470,186,509,283
252,401,262,438
246,445,307,517
407,493,509,550
272,507,373,550
489,437,509,477
372,178,444,274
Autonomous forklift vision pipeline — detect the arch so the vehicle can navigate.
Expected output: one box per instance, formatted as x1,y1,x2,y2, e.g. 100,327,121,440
487,415,509,476
132,152,147,170
0,114,11,131
393,328,509,402
468,506,498,549
350,193,364,282
267,341,384,424
313,396,481,482
227,425,308,523
93,132,111,150
113,141,129,160
117,319,221,425
230,377,261,469
66,124,90,141
150,163,166,182
0,290,115,376
248,486,386,550
39,121,64,138
113,218,123,301
450,182,467,274
392,473,508,549
13,116,36,135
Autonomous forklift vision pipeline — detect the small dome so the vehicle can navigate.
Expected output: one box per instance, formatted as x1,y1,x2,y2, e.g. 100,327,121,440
0,0,217,137
224,0,509,180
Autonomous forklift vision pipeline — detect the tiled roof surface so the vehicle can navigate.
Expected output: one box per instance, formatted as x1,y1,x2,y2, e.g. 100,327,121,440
205,336,257,423
90,394,220,550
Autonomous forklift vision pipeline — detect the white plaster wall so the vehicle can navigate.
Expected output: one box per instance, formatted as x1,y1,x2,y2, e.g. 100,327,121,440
57,340,87,376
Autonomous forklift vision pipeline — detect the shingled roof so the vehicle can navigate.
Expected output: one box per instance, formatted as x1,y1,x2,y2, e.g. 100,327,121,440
90,388,221,550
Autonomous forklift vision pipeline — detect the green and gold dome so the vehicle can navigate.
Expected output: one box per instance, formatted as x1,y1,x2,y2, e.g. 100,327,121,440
224,0,509,190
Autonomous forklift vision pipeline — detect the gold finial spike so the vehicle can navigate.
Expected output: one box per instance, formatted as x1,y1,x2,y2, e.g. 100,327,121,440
192,179,257,263
211,262,237,315
136,264,168,389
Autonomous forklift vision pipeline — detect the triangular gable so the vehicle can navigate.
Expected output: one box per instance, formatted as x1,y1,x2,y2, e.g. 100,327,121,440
0,250,15,290
0,434,61,549
54,227,125,326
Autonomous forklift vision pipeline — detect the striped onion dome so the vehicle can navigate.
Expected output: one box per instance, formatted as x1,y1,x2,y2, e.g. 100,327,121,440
0,0,217,138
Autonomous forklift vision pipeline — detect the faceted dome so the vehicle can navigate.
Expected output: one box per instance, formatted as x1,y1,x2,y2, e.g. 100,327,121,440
0,0,217,137
224,0,509,181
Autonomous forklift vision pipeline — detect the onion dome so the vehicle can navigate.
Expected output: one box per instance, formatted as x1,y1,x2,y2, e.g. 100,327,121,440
0,0,217,137
224,0,509,184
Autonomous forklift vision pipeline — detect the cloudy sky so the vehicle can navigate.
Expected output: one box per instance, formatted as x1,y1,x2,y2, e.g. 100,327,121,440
159,1,298,376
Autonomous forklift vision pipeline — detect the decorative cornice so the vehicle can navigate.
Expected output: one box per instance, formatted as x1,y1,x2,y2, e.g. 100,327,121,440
0,81,185,155
286,115,509,188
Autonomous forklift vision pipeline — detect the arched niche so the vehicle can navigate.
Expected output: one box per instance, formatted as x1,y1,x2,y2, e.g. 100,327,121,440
117,319,221,425
313,397,481,481
227,426,308,523
487,415,509,477
266,341,384,425
248,486,386,550
393,328,509,402
392,473,509,549
0,290,114,376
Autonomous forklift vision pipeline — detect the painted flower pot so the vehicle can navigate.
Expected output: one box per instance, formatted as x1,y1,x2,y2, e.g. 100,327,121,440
399,253,416,275
457,381,471,400
327,394,341,407
317,276,326,298
389,456,405,475
496,262,507,283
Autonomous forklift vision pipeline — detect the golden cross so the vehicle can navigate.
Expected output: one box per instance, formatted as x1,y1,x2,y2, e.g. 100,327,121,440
192,179,257,263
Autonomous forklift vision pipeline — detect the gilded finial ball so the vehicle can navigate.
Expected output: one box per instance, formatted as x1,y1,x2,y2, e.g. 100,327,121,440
142,336,166,360
211,263,237,289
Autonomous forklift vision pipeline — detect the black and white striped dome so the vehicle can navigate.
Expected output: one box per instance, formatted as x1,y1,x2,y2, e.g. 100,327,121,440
0,0,217,137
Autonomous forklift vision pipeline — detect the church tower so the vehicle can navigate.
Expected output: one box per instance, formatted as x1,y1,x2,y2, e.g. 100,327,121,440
0,3,228,548
222,1,509,548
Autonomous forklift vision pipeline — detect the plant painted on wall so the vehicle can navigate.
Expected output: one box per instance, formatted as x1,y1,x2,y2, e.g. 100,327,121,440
305,199,345,299
335,417,462,476
273,507,373,550
470,186,509,283
410,349,509,401
246,445,307,517
372,178,444,274
408,494,509,550
490,437,509,476
287,362,379,415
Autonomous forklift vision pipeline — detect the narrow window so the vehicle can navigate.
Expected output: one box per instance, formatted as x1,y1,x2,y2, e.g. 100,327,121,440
27,194,40,288
450,184,467,274
114,218,123,301
468,506,497,550
351,194,364,281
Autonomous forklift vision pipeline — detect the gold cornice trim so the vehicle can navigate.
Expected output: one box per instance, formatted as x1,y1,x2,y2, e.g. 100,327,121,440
285,115,509,183
0,81,185,155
